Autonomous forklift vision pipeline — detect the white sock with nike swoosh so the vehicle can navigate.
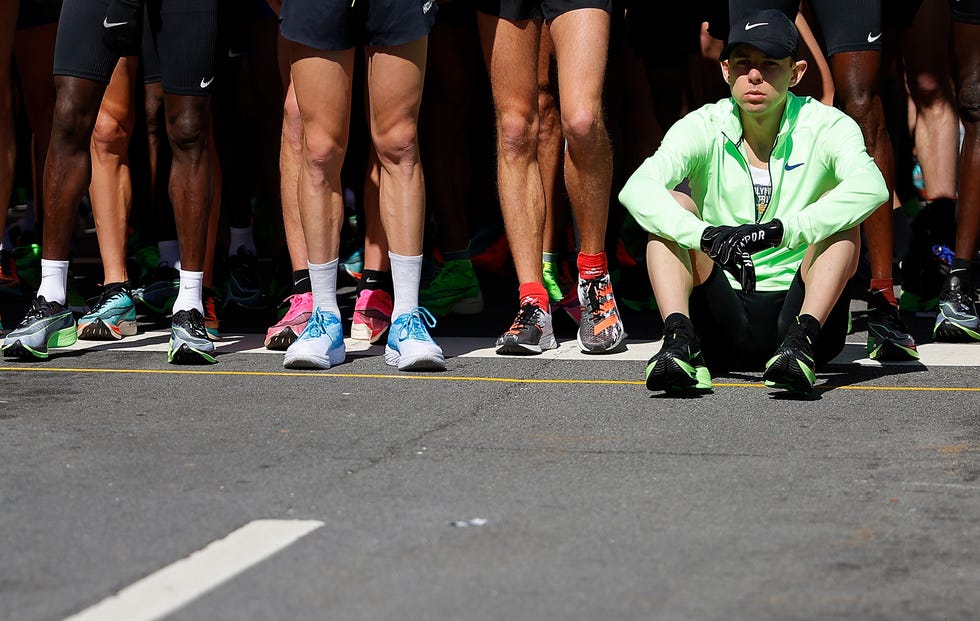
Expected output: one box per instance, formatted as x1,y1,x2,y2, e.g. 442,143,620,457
37,259,70,306
173,270,204,315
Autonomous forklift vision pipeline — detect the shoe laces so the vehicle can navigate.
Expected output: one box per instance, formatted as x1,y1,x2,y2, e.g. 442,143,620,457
661,325,695,358
398,307,437,341
867,290,906,331
21,296,57,323
173,309,208,339
305,309,337,339
582,275,616,319
87,283,130,312
781,321,814,358
941,271,978,309
507,300,544,334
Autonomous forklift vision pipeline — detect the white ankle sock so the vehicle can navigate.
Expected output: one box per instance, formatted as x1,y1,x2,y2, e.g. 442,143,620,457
388,252,422,317
173,270,204,314
309,259,340,317
158,240,181,269
37,259,70,305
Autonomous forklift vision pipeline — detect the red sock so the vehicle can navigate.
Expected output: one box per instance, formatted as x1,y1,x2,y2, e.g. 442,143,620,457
577,251,608,280
870,277,898,306
518,281,550,310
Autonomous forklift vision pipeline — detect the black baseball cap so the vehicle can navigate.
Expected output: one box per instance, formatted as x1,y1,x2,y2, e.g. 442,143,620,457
720,9,800,61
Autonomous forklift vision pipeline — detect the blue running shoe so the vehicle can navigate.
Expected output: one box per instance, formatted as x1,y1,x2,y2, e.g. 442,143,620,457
385,307,446,371
2,296,77,360
283,307,346,369
934,269,980,341
78,282,138,340
168,309,217,364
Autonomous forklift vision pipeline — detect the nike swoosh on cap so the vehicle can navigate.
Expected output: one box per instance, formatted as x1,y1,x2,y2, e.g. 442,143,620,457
745,22,768,30
103,18,128,28
867,32,882,43
200,76,214,88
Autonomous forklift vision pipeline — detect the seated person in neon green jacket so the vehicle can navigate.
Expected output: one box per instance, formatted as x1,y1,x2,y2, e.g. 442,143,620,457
619,9,890,395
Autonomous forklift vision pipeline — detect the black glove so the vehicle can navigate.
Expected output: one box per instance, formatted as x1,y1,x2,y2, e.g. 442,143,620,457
700,220,784,293
102,0,145,58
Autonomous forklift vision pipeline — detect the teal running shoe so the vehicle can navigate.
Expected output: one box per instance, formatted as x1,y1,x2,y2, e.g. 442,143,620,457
168,309,217,364
78,283,138,340
419,259,483,317
2,296,77,360
283,307,346,369
385,307,445,371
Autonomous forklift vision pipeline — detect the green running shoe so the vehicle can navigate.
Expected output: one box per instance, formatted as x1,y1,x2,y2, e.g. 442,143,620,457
420,259,483,317
2,296,77,360
168,309,217,364
764,319,817,394
645,323,711,393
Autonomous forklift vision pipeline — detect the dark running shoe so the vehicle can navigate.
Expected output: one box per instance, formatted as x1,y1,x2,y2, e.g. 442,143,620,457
225,247,267,310
135,264,180,315
866,289,918,360
2,296,77,359
168,309,217,364
934,270,980,342
577,273,626,353
763,319,816,394
645,324,710,392
495,298,558,355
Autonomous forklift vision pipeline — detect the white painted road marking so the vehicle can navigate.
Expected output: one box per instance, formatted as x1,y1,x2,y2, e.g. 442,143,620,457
59,331,980,367
64,519,324,621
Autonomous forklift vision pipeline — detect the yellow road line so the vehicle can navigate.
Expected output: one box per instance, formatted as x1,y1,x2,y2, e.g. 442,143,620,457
1,366,979,392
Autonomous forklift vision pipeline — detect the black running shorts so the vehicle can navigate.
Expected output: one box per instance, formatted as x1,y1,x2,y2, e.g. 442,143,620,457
728,0,882,56
688,266,850,372
16,0,62,30
53,0,119,84
56,0,215,96
808,0,882,56
475,0,611,22
951,0,980,24
281,0,438,51
144,0,218,96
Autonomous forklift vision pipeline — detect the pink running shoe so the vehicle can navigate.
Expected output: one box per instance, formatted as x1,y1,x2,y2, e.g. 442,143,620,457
351,288,393,343
265,292,313,350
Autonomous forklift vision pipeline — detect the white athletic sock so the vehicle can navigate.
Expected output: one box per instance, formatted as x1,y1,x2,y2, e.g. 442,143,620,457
229,226,257,256
173,270,204,314
37,259,70,305
309,259,340,317
388,252,422,318
158,240,181,269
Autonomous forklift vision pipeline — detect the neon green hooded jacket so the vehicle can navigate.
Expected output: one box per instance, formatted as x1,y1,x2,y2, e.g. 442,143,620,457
619,93,888,291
